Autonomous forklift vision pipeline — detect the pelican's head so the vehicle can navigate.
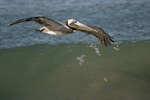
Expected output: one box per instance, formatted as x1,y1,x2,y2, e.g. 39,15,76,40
67,19,97,32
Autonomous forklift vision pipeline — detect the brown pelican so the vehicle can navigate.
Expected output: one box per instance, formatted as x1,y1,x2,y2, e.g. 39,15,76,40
8,15,114,46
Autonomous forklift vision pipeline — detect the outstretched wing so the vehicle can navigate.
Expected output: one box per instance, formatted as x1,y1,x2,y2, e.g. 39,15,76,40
79,26,114,46
8,15,61,27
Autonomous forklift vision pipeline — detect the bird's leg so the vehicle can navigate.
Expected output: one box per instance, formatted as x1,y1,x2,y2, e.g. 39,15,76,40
33,28,44,33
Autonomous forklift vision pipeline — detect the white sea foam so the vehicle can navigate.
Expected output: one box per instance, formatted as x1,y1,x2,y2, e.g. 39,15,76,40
76,55,86,65
103,77,108,82
112,41,123,51
113,47,120,51
89,44,101,56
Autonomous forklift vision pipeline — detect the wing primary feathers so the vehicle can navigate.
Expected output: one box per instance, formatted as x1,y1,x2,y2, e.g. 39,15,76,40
106,37,111,46
108,37,114,43
8,16,61,27
8,16,39,26
78,26,114,47
100,37,103,45
104,38,107,47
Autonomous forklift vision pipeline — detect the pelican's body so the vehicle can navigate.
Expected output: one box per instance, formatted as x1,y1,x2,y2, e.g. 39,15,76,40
37,23,75,35
8,15,114,46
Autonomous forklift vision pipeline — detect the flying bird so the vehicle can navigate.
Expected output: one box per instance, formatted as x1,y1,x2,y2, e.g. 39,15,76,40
8,15,114,46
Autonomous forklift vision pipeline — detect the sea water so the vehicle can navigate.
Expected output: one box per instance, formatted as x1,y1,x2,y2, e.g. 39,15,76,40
0,0,150,99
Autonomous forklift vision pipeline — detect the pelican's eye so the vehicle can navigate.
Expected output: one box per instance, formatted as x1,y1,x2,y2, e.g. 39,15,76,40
73,20,77,23
70,21,77,25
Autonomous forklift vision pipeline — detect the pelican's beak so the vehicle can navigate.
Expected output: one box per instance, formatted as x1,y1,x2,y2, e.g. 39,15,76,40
73,21,97,32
